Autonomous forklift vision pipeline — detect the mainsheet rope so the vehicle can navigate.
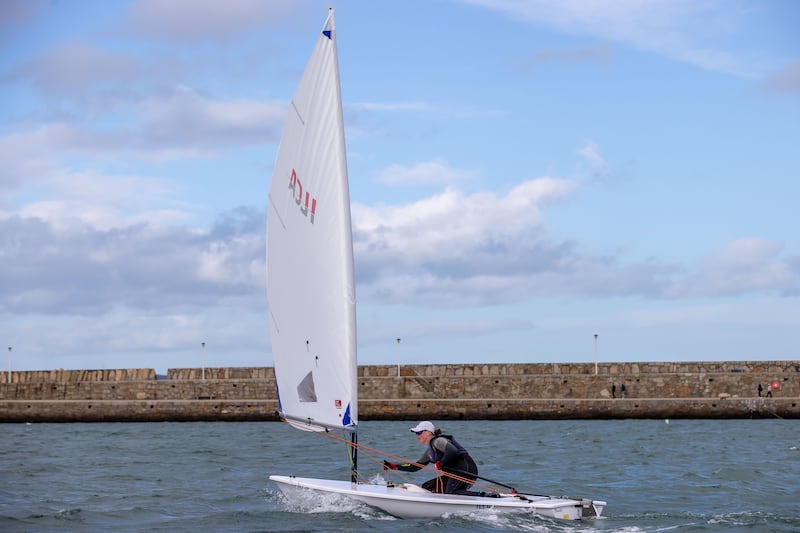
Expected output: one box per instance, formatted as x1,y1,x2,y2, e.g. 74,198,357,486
307,424,507,494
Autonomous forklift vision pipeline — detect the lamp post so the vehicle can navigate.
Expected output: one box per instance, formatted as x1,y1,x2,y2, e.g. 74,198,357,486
7,347,10,384
594,334,598,375
201,342,206,380
396,338,401,378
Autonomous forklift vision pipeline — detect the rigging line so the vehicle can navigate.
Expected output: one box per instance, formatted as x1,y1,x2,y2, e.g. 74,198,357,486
315,428,411,483
323,430,470,486
448,468,518,493
277,419,366,480
314,428,494,490
447,468,559,499
315,429,509,493
318,429,436,470
318,429,440,475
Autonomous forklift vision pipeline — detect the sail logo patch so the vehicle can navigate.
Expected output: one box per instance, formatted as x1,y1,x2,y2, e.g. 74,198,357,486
288,169,317,223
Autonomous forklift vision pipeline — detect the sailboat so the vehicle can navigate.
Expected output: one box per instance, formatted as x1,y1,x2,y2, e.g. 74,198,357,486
267,9,605,520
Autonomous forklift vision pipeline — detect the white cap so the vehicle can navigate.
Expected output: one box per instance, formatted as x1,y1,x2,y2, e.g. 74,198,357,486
410,421,435,433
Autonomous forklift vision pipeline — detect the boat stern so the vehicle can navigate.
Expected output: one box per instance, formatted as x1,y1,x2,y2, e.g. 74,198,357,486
581,498,606,519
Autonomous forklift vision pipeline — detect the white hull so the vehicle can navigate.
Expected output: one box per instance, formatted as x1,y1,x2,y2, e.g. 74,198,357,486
270,475,605,520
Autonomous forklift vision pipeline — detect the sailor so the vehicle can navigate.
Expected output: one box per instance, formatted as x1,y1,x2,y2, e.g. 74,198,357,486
383,421,479,494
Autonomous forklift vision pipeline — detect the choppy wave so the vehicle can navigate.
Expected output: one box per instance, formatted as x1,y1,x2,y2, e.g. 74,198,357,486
1,420,798,532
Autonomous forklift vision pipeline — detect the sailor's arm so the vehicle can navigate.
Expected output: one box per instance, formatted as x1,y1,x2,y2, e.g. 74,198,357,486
383,453,430,472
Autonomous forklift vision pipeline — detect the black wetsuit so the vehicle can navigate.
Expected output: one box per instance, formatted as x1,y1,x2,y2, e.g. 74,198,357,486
396,434,478,494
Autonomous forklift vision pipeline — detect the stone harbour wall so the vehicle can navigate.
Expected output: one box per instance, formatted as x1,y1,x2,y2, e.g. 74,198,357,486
3,368,156,383
0,361,797,422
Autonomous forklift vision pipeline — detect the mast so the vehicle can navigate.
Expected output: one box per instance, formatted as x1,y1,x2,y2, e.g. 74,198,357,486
350,430,358,484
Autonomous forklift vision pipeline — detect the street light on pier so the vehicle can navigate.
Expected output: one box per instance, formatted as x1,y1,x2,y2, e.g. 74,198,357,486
594,334,598,375
396,338,401,378
7,347,11,384
201,342,206,380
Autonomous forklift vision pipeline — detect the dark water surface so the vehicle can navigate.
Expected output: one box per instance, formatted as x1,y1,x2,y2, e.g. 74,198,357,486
1,419,797,531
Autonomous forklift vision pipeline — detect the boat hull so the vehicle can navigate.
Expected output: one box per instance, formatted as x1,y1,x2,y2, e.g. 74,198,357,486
270,475,605,520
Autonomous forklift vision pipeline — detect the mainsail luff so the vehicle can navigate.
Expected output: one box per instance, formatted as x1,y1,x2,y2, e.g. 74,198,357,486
267,9,357,434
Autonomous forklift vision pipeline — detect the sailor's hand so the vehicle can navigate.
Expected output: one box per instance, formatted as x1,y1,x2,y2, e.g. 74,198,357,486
383,460,397,470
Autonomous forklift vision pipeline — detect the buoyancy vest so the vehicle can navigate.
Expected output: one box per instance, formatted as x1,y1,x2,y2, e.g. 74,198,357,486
426,434,468,465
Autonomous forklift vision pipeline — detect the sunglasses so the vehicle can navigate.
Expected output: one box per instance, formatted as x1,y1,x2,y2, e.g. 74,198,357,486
415,431,425,435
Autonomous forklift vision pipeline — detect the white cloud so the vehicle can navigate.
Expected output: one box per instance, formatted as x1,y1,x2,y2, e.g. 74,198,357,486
0,123,72,190
463,0,760,78
375,159,480,186
524,42,614,69
0,305,267,371
0,87,285,197
358,315,533,347
665,237,798,297
352,176,595,305
355,177,576,259
353,99,508,116
577,140,606,175
762,60,800,94
197,234,264,285
0,122,186,230
126,0,299,43
139,85,286,150
12,41,138,96
349,102,436,113
0,207,266,315
0,0,46,44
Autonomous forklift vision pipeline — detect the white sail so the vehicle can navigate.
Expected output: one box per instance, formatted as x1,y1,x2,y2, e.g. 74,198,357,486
267,9,357,433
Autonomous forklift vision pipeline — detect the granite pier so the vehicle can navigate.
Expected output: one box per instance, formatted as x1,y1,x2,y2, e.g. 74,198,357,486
1,361,797,422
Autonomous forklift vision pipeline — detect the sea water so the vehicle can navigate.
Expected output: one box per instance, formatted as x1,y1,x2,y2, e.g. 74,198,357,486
1,419,797,532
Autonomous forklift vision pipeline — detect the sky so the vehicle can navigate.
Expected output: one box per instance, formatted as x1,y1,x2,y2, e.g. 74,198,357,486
1,0,798,374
